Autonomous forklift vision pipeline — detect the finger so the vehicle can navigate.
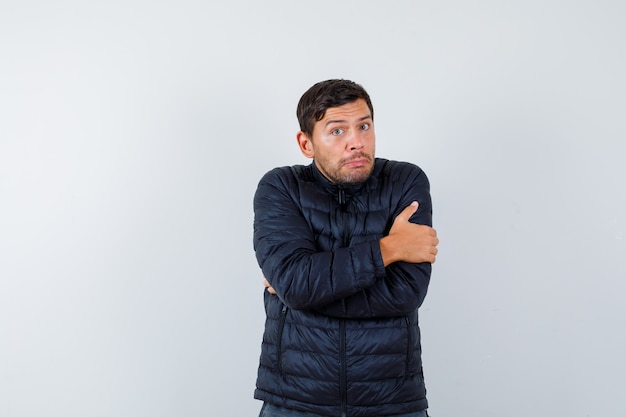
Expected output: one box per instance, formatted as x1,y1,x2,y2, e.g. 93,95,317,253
263,279,277,295
396,201,419,222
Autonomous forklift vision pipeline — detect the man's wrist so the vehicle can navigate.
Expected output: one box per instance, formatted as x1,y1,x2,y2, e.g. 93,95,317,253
379,236,397,267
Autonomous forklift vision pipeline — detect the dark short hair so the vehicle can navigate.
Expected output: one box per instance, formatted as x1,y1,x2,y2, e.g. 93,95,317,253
296,79,374,137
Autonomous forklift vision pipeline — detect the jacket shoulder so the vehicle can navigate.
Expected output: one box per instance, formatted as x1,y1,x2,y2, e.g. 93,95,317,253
257,165,311,188
375,158,428,185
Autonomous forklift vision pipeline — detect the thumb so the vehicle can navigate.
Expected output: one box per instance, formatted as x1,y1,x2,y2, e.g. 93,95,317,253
396,201,419,222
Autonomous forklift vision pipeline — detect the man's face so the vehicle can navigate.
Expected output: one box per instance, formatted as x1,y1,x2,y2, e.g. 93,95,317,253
297,99,375,185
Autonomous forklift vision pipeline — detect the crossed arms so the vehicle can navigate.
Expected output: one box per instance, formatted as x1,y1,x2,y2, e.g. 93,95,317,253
254,167,439,319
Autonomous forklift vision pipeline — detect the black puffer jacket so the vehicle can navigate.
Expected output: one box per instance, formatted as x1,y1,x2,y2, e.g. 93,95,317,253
253,158,432,417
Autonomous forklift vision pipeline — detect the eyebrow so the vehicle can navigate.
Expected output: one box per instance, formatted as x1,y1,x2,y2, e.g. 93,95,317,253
324,115,372,128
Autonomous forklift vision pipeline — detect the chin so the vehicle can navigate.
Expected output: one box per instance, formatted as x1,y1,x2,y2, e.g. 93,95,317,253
339,167,373,185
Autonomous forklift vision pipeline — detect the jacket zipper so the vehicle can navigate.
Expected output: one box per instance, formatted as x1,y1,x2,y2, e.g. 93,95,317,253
338,186,349,417
405,315,413,374
337,187,350,247
277,304,288,374
338,187,346,209
340,319,347,417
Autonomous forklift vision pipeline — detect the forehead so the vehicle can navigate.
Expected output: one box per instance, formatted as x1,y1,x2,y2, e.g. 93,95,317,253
319,99,372,124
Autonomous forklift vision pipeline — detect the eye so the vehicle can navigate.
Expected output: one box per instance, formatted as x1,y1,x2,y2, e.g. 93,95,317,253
360,123,370,131
331,128,344,136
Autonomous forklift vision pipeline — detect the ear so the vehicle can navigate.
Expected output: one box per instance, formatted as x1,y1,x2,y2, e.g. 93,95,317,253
296,131,315,159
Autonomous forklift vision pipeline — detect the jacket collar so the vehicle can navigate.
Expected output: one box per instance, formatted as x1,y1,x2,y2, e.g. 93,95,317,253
309,159,380,195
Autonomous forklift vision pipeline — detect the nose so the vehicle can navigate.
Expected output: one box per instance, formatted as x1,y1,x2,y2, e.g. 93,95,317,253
347,130,364,151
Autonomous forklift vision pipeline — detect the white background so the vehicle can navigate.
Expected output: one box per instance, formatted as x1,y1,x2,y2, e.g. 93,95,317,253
1,1,624,416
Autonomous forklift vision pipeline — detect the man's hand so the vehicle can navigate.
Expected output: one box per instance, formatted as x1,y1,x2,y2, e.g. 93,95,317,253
263,278,277,295
379,201,439,266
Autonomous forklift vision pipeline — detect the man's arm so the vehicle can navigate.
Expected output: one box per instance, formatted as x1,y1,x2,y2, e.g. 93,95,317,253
262,203,437,293
263,204,437,318
313,194,437,318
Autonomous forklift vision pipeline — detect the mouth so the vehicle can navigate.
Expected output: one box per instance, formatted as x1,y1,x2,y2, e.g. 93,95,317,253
342,154,371,168
343,158,369,168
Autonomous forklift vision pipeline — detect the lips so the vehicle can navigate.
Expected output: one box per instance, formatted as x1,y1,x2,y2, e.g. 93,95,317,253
342,152,371,167
343,158,368,167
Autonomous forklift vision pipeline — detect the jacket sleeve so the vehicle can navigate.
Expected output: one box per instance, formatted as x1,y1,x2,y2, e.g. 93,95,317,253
253,168,387,311
315,165,433,318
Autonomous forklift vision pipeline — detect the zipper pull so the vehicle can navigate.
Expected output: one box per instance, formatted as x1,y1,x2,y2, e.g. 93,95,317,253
338,187,348,212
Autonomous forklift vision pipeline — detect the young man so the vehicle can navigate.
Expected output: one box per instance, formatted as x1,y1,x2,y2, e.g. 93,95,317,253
253,79,439,417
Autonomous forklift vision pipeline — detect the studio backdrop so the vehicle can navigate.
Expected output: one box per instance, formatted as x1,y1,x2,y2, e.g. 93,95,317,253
1,1,624,416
